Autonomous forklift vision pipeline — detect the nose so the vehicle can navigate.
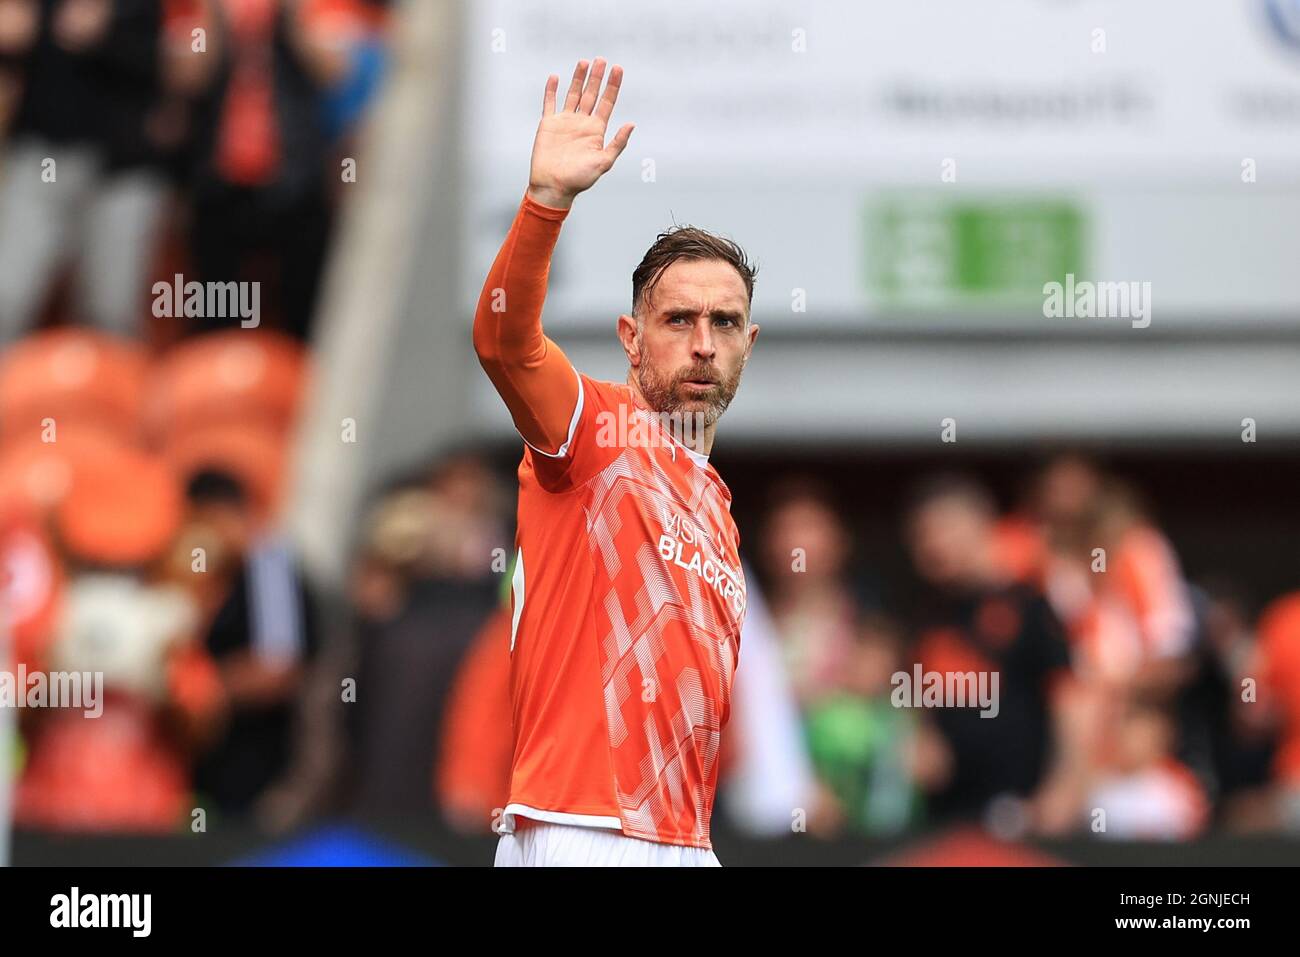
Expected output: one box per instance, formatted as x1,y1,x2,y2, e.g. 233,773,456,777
690,323,716,362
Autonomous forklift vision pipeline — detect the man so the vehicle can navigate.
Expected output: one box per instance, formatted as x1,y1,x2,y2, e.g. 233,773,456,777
474,58,759,866
183,469,319,822
902,474,1087,835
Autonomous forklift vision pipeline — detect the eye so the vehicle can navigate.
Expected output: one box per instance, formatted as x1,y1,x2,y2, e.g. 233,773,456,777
667,315,688,326
714,317,735,328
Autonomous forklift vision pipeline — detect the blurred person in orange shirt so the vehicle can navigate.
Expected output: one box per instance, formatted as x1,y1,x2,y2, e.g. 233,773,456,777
1072,480,1197,696
997,454,1196,697
1251,592,1300,830
435,598,513,835
14,447,220,832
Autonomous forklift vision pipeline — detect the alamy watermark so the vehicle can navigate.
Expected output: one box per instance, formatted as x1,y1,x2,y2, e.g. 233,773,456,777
0,666,103,718
595,406,709,453
50,887,151,937
152,273,260,328
891,664,1000,718
1043,273,1151,329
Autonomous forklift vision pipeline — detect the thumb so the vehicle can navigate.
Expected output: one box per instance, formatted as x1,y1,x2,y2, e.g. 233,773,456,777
604,123,634,164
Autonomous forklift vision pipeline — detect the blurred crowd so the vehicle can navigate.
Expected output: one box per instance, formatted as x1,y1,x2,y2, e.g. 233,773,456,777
2,1,1299,849
0,0,392,832
750,460,1297,842
0,0,390,344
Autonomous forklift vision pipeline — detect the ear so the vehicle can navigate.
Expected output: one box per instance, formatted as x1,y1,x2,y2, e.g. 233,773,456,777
617,313,641,366
746,320,760,356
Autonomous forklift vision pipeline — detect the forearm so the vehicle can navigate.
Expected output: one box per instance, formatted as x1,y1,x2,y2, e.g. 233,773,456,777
473,191,580,454
473,192,568,361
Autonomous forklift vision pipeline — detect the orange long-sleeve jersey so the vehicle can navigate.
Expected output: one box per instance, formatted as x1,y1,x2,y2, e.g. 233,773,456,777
473,194,747,848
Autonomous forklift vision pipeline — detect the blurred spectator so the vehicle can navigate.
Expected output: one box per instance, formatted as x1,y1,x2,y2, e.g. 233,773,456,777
14,442,213,832
902,473,1086,835
435,598,513,835
0,0,38,134
718,561,824,838
0,0,169,344
183,468,319,822
1177,581,1275,824
1086,697,1208,840
997,454,1203,826
1252,592,1300,830
759,477,867,706
344,452,507,817
1074,479,1197,694
174,0,370,339
1006,455,1197,696
799,613,941,836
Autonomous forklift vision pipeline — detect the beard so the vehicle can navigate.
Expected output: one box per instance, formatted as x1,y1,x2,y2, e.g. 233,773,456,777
634,353,745,433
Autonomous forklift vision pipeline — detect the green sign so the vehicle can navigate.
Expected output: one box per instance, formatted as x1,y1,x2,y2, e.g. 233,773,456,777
868,197,1086,310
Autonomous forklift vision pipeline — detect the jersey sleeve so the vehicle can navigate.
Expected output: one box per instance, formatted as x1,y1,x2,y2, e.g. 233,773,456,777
473,192,584,464
524,373,630,493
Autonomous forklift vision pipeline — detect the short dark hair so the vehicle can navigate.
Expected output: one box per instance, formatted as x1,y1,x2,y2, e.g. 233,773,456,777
631,226,757,318
185,468,248,507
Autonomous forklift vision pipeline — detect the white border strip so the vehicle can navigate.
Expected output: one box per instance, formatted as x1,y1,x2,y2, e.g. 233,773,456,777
521,365,585,459
500,803,622,834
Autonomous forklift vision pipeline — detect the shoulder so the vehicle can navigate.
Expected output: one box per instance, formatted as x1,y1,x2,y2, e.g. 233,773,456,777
522,375,634,493
576,374,632,412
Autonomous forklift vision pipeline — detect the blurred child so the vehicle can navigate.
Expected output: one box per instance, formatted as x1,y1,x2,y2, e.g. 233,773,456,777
1086,697,1208,840
801,614,943,836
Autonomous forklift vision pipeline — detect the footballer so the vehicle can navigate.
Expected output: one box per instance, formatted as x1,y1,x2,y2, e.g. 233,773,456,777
474,58,759,866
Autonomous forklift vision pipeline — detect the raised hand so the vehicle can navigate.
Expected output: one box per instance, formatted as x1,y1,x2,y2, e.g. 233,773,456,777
527,58,634,210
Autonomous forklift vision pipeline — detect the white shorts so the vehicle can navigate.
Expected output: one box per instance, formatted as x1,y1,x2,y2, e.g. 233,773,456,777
493,822,721,867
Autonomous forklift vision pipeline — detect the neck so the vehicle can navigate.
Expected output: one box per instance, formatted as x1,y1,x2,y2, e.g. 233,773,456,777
626,371,717,457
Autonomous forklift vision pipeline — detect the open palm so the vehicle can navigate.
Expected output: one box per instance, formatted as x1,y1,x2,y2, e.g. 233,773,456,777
528,58,634,209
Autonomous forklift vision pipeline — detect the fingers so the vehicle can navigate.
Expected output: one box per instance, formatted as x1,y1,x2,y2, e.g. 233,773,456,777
542,74,558,116
603,122,634,165
558,57,623,119
594,64,623,124
561,59,588,111
577,56,607,114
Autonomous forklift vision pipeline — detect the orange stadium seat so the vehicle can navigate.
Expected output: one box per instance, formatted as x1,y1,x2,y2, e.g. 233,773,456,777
53,441,184,568
163,421,291,522
0,329,149,445
147,330,310,441
0,426,127,515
